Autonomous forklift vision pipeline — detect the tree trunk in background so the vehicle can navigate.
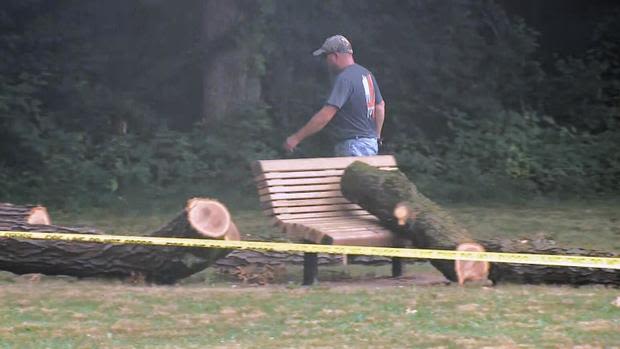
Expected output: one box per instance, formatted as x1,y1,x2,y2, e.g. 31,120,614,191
0,198,239,284
201,0,262,127
341,161,620,286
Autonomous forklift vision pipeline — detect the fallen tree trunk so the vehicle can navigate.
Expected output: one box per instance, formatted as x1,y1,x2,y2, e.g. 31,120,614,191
215,250,394,269
341,162,620,286
480,237,619,285
0,202,51,225
0,198,239,284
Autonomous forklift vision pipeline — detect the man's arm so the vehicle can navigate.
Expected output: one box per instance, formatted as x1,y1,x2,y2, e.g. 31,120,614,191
284,105,338,152
374,100,385,138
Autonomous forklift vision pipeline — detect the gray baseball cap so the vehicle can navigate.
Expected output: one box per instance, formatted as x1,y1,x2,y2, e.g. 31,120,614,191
312,35,353,56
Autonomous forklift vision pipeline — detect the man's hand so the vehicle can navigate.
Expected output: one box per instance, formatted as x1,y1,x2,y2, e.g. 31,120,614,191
283,134,300,153
283,105,338,153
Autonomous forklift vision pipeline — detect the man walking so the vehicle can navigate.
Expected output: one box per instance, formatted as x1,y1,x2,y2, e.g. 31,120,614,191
283,35,386,157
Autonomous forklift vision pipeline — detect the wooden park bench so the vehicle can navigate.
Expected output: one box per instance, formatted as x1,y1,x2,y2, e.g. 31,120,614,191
252,155,408,285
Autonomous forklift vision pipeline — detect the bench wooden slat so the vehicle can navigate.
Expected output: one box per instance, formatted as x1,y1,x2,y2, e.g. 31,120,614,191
260,191,343,202
320,227,392,233
324,231,397,246
259,183,341,195
277,222,382,232
301,222,390,232
275,216,380,225
282,223,395,245
264,198,351,208
257,176,342,188
299,218,379,225
285,223,390,232
254,169,345,181
253,155,397,173
276,211,373,221
280,223,381,241
254,167,396,181
268,203,361,215
301,221,383,229
273,218,378,227
324,229,394,237
297,216,381,225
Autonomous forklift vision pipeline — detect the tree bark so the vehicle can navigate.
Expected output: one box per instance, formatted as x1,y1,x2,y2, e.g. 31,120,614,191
0,198,239,284
341,161,620,286
215,250,393,269
480,237,619,285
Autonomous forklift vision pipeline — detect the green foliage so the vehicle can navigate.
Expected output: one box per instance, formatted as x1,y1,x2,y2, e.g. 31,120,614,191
1,108,277,207
195,108,279,184
395,110,619,200
347,0,619,199
1,0,619,206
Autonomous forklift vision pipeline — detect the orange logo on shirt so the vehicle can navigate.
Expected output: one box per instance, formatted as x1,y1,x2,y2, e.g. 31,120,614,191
362,74,376,119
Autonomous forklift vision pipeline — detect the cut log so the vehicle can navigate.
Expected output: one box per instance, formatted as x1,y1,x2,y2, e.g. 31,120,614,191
479,236,619,285
341,161,620,286
151,198,236,239
455,242,489,285
0,202,51,225
0,198,239,284
214,250,394,269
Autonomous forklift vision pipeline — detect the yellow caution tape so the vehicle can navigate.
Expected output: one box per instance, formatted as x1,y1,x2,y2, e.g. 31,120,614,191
0,230,618,269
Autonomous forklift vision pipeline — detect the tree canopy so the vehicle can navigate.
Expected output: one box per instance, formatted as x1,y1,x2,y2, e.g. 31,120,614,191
1,0,619,207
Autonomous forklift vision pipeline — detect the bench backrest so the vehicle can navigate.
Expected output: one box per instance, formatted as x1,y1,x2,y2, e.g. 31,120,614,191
252,155,397,223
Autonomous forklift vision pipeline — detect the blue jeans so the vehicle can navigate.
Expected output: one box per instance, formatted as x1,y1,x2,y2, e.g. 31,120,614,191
334,137,379,157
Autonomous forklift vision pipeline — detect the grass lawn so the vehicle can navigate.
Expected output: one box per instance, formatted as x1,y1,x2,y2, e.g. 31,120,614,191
1,198,619,348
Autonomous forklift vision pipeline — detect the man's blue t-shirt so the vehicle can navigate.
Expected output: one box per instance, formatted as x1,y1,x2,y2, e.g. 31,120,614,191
325,63,383,141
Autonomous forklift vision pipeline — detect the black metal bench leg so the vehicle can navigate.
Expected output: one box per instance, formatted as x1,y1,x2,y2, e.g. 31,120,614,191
303,252,318,285
391,257,403,277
